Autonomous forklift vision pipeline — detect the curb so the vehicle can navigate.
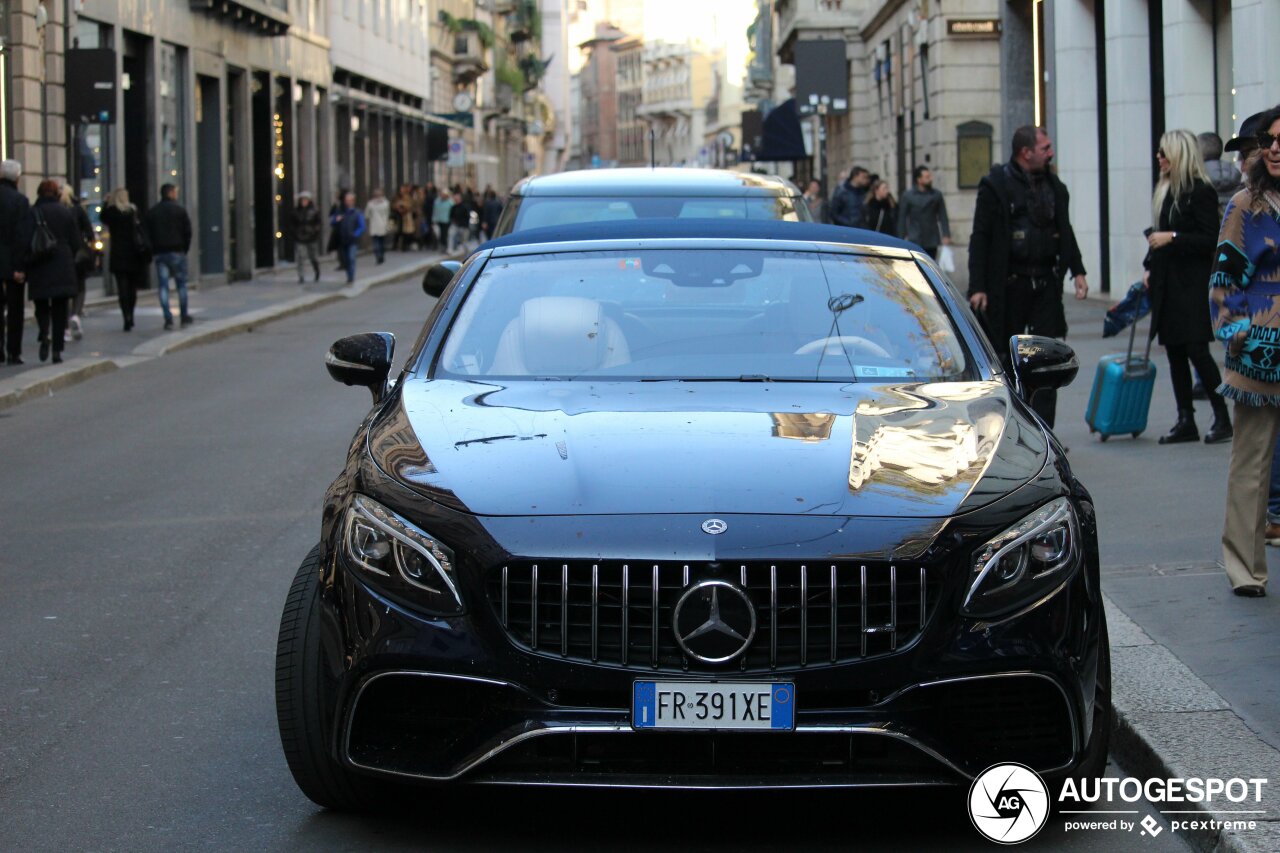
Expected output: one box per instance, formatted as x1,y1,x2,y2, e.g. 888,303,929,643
1104,596,1280,853
0,259,435,411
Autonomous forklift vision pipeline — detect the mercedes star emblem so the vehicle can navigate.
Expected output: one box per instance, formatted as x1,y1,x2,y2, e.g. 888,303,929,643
672,580,757,664
701,518,728,535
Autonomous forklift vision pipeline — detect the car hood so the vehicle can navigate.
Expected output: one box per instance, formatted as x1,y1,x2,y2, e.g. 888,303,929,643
370,379,1048,518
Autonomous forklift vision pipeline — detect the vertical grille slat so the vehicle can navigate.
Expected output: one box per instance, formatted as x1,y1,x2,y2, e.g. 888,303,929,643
490,559,937,672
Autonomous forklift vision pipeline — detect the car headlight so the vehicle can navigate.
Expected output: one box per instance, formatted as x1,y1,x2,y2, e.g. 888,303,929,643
343,494,463,615
962,497,1080,617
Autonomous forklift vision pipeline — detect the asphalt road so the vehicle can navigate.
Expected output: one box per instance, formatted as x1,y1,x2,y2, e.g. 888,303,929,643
0,283,1189,852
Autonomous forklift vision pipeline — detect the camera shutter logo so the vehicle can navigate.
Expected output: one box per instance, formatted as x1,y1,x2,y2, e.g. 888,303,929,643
968,763,1051,844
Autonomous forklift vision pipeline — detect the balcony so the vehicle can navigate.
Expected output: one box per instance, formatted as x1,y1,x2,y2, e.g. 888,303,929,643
451,32,490,85
775,0,864,63
188,0,291,35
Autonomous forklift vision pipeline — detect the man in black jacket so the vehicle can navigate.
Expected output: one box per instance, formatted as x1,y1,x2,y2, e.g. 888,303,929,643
829,166,870,228
144,183,194,329
0,159,30,364
968,126,1089,428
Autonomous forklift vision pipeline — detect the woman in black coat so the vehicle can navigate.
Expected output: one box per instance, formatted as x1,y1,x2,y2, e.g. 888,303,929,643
17,180,83,363
861,180,898,236
100,188,148,331
1145,129,1231,445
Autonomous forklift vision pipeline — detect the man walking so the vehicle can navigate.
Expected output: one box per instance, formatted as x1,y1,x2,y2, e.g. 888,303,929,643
968,125,1089,428
0,159,29,364
364,188,390,264
330,191,365,284
291,191,322,283
898,166,952,259
829,166,871,229
144,183,194,330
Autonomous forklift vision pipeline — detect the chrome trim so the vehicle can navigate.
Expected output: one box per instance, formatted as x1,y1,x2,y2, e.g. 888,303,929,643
621,563,629,667
769,564,777,669
890,565,898,652
501,566,508,627
830,565,837,663
860,564,868,657
324,352,378,371
342,670,1080,784
651,564,659,668
530,563,538,649
591,564,599,663
800,565,808,667
919,567,926,629
561,564,569,657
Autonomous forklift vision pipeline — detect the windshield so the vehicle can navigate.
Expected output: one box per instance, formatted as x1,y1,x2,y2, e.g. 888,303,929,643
504,195,807,234
436,249,971,382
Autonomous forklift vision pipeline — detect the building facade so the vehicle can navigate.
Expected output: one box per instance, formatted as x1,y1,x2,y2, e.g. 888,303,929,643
613,35,646,166
638,40,713,167
578,24,625,167
1049,0,1280,297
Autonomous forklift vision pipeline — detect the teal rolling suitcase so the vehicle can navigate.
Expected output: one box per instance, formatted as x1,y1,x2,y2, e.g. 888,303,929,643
1085,313,1156,441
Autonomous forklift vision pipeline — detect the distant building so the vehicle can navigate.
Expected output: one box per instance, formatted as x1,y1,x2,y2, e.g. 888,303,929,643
612,35,647,167
578,23,627,168
638,40,713,167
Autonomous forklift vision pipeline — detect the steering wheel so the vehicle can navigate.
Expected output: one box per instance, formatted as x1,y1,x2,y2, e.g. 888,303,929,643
794,336,894,359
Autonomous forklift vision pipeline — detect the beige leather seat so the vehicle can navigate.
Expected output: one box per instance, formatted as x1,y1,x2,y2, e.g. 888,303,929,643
489,296,631,375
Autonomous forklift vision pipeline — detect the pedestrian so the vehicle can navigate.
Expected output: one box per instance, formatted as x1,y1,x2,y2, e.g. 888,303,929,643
394,187,419,251
968,125,1090,429
898,166,952,259
17,180,83,363
829,166,870,228
481,188,503,240
143,183,193,330
424,183,440,249
364,188,390,265
862,179,898,236
60,184,94,341
99,188,148,331
1212,104,1280,597
0,158,30,365
1144,129,1232,445
291,191,322,283
448,190,471,254
330,191,365,284
1200,131,1242,221
802,179,828,223
327,189,347,271
433,187,453,253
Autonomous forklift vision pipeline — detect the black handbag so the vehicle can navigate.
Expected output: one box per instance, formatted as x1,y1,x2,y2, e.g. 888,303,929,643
132,210,152,260
28,207,57,264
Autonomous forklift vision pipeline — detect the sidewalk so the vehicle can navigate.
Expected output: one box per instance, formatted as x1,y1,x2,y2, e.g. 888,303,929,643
0,249,445,410
1057,292,1280,852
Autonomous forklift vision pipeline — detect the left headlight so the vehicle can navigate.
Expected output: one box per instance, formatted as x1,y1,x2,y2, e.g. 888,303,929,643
343,494,463,615
962,497,1080,618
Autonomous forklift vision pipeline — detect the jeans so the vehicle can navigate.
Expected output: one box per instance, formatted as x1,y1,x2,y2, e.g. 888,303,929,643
155,252,189,323
372,235,386,264
340,243,358,283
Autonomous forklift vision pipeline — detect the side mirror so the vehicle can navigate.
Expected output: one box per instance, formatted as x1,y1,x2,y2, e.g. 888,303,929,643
326,332,395,403
423,260,461,298
1009,335,1079,401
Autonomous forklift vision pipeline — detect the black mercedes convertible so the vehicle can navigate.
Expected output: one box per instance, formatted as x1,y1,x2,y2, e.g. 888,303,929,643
275,220,1108,809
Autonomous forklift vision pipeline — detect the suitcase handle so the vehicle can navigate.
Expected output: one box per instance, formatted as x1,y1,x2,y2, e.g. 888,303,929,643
1125,294,1155,367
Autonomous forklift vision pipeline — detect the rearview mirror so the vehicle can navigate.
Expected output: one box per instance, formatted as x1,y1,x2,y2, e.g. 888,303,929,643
325,332,395,403
423,261,461,298
1009,335,1078,402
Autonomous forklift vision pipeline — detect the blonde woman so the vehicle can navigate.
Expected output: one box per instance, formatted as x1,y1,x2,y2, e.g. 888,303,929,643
1143,128,1231,444
99,188,149,331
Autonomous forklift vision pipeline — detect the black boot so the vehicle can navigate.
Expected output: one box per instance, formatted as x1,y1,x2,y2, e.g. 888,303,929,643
1159,409,1199,444
312,260,321,282
1205,399,1233,444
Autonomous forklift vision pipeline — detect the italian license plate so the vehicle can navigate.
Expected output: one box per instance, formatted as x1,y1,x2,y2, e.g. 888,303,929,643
632,681,795,730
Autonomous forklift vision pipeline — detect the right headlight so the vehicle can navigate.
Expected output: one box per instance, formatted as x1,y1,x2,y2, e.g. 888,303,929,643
962,497,1080,618
342,494,463,615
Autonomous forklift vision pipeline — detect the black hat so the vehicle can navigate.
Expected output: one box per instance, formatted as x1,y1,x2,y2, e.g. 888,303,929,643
1225,112,1266,153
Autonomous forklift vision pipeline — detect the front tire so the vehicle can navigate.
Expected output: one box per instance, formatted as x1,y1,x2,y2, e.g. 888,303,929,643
275,545,393,810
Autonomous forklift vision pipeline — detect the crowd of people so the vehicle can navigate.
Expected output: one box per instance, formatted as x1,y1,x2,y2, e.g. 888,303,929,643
313,183,504,284
801,165,953,260
0,164,505,360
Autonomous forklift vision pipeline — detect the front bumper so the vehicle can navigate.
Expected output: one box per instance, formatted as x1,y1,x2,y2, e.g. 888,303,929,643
322,545,1100,788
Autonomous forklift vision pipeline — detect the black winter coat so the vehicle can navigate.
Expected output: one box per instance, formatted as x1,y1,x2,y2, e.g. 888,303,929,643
862,198,898,236
17,197,82,300
829,181,867,228
100,204,148,273
1145,180,1218,346
291,203,323,244
968,162,1086,344
0,178,30,280
144,198,193,254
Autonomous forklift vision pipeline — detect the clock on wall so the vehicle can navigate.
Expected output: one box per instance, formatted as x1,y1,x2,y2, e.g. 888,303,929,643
453,92,474,113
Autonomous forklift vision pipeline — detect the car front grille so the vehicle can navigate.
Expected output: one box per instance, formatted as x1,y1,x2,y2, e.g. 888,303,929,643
487,561,939,672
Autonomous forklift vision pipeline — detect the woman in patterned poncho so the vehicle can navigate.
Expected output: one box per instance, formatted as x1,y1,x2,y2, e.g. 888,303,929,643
1212,105,1280,596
